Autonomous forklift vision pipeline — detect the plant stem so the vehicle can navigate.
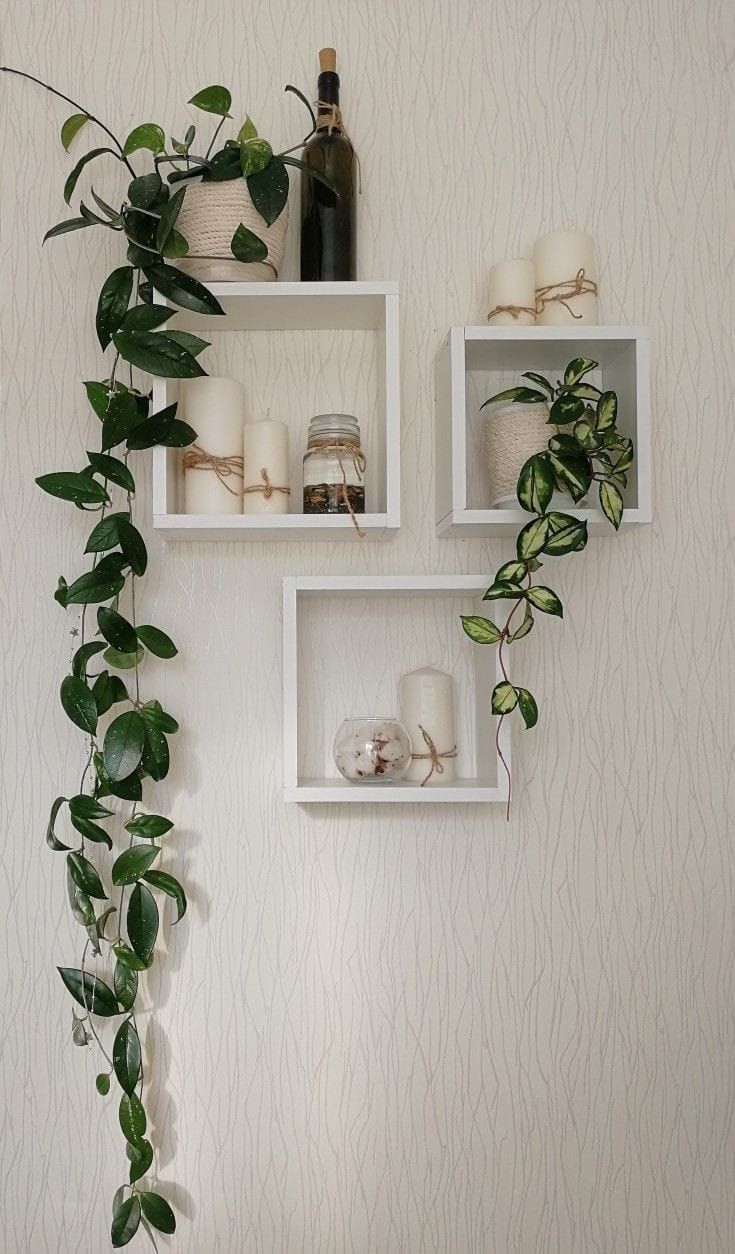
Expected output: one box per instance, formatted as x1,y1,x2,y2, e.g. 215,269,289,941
204,114,227,159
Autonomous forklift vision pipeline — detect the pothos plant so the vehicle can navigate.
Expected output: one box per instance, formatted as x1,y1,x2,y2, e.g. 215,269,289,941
461,358,634,817
0,66,319,1249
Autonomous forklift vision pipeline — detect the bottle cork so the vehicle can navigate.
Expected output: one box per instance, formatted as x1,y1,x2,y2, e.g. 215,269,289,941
319,47,337,72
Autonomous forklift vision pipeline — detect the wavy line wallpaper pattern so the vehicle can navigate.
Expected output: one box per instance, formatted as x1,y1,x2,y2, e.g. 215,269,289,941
0,1,732,1250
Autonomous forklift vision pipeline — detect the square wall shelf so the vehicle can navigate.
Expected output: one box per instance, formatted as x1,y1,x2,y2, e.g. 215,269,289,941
435,325,652,538
151,281,400,541
282,575,511,804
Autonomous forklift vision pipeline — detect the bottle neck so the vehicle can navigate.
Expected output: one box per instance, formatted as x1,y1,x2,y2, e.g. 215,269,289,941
316,70,340,129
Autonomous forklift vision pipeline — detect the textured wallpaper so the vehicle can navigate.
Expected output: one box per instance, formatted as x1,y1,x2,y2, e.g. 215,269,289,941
1,1,733,1251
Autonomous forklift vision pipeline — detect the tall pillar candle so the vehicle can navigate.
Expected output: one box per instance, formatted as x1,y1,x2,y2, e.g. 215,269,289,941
242,419,290,514
182,377,245,514
533,230,598,324
487,258,536,325
399,667,457,785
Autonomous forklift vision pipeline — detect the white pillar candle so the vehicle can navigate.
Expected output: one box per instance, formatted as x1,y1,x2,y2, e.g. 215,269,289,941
533,230,598,325
487,258,536,325
399,667,457,785
242,419,290,514
182,377,245,514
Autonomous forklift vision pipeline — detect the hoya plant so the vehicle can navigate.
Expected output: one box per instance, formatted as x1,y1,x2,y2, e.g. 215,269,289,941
461,358,634,816
0,64,320,1247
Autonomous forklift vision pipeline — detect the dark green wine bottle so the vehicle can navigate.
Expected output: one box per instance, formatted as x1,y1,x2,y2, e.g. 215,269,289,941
300,48,356,281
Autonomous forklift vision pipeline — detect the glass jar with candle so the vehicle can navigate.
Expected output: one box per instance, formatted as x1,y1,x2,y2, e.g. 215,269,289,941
302,414,366,516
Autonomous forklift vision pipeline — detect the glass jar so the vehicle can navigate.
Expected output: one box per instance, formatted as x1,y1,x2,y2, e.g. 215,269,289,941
303,414,366,515
333,718,411,783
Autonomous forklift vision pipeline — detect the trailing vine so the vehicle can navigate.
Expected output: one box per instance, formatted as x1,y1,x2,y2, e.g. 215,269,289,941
1,67,317,1248
461,358,634,818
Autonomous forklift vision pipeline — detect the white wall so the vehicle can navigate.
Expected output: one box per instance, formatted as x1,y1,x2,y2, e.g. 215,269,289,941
1,1,732,1250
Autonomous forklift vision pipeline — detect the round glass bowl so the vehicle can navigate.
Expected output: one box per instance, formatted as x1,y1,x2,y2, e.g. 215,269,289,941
333,718,411,783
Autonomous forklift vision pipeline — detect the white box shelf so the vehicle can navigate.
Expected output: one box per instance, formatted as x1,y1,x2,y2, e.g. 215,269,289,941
435,325,651,538
152,281,400,540
283,575,511,804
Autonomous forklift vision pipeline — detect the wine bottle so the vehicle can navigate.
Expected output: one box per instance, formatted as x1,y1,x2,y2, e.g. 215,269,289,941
300,47,357,281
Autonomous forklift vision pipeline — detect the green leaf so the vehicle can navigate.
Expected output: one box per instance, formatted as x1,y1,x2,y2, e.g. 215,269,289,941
565,383,601,401
60,674,98,734
58,967,119,1017
144,870,187,922
43,217,90,242
119,1092,147,1145
517,688,539,729
240,136,273,177
200,147,241,182
102,392,141,451
117,519,148,576
521,371,554,396
46,796,71,852
573,418,597,451
517,515,551,559
61,113,89,150
72,1013,90,1046
596,390,618,431
92,671,129,715
509,604,534,642
495,560,527,585
188,84,232,115
127,171,163,209
599,480,624,529
98,606,138,654
112,1194,141,1248
70,813,112,848
85,513,125,554
155,186,187,252
67,852,107,900
96,1071,111,1095
543,515,588,556
108,772,143,803
491,682,518,715
564,357,598,385
127,404,196,450
526,585,563,616
103,645,145,671
65,568,125,606
103,712,146,782
482,580,524,601
125,813,174,840
139,700,178,734
231,222,268,263
480,386,548,409
86,453,135,492
517,452,554,514
96,266,134,350
549,394,585,425
136,624,177,658
36,471,109,508
247,155,289,226
112,329,206,378
128,883,159,963
143,261,225,315
90,188,123,223
64,147,111,204
113,1019,141,1095
84,379,114,420
142,724,170,781
120,303,171,332
237,114,258,142
548,450,591,503
164,330,209,358
460,614,501,645
54,576,69,608
112,844,160,886
139,1193,176,1235
113,943,151,972
128,1139,153,1184
123,123,165,156
114,960,138,1011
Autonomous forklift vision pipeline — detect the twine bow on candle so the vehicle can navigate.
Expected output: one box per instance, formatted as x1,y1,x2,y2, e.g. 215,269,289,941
182,444,244,494
486,302,537,322
411,724,458,787
534,268,598,320
242,468,291,500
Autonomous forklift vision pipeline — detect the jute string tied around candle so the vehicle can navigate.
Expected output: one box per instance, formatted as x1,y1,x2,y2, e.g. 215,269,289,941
182,444,244,494
243,468,291,500
315,101,363,192
486,302,537,322
317,441,368,538
412,723,458,787
534,267,598,319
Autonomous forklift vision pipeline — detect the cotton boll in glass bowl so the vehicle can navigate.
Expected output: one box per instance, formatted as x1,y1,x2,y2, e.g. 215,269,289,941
333,719,411,783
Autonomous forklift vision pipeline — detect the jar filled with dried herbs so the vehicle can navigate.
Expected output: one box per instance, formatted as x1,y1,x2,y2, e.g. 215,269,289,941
302,414,366,518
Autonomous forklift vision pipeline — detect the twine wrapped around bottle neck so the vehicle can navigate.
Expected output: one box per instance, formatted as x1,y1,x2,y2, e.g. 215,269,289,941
411,724,458,786
314,101,362,192
534,268,598,319
242,468,291,499
182,444,244,494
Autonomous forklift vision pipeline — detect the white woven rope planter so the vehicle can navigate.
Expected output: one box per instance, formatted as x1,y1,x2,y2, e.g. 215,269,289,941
483,401,585,509
175,180,288,282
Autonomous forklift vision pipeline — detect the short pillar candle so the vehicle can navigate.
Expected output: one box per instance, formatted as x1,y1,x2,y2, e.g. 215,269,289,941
400,666,457,785
487,258,536,325
533,230,599,325
242,419,290,514
181,377,245,514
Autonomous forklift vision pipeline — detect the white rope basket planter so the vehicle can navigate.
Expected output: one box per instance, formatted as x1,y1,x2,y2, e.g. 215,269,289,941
483,401,584,508
175,180,288,282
